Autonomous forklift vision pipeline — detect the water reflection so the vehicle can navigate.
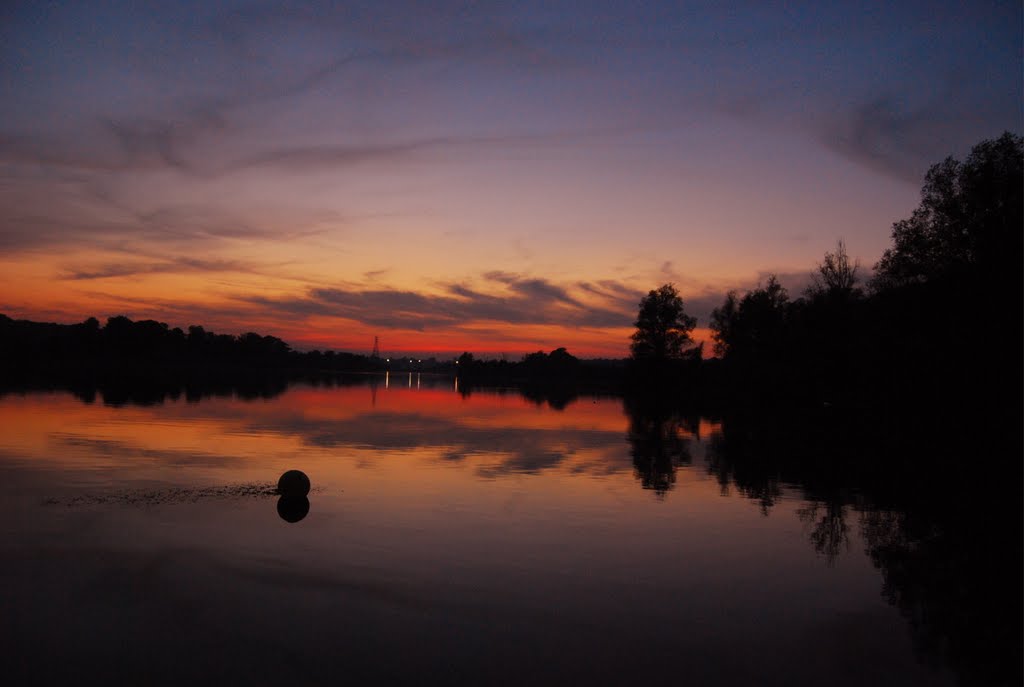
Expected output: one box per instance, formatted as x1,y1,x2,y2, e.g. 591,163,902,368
519,383,578,411
796,500,850,565
703,408,1022,687
0,379,1017,685
623,394,695,496
277,496,310,523
0,373,355,407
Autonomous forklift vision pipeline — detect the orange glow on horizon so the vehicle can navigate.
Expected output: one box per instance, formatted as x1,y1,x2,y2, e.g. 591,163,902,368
0,244,728,359
0,293,719,360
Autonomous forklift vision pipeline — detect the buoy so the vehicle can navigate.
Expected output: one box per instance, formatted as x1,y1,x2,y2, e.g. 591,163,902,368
277,469,310,497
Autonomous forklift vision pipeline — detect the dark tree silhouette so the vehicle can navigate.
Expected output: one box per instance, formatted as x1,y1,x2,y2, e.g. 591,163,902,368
871,132,1023,291
547,347,578,368
521,347,581,377
0,312,384,393
708,291,738,358
708,275,789,360
630,283,697,362
807,239,861,299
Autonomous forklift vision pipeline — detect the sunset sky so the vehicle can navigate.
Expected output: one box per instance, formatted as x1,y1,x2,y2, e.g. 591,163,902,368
1,1,1020,357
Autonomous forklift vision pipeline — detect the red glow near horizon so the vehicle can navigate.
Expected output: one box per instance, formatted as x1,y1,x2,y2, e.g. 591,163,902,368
1,299,717,359
283,326,718,359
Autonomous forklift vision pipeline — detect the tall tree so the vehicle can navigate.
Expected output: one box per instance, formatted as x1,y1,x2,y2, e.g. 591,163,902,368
708,275,789,360
630,284,697,361
807,239,861,299
871,132,1023,291
709,291,738,358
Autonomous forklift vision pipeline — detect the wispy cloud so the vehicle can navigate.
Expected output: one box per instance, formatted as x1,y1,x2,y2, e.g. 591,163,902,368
819,93,957,183
0,188,338,252
0,1,573,182
237,272,635,332
61,256,267,281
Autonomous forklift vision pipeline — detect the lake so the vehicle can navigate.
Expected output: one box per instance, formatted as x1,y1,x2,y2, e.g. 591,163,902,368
1,375,1016,685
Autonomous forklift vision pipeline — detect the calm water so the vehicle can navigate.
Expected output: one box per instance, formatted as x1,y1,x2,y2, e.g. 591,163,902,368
1,376,1014,685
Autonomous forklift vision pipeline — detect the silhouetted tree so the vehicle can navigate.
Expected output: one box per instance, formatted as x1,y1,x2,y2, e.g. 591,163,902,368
0,312,384,378
547,347,578,368
857,132,1023,410
630,283,696,362
708,291,738,358
709,275,789,360
521,347,581,377
871,132,1023,291
807,239,861,300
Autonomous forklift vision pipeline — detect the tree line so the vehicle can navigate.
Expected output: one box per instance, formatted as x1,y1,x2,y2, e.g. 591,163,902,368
629,132,1022,412
0,314,384,374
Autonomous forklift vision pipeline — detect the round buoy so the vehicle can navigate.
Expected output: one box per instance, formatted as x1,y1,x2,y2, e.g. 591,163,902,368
277,496,310,523
277,469,310,497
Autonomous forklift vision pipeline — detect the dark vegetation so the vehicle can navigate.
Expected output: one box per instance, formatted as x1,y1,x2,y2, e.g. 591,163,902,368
0,314,381,374
694,132,1023,420
0,314,388,403
0,314,631,400
615,133,1022,687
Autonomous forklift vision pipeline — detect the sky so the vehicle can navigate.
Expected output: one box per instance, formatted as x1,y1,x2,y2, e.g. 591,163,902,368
1,1,1020,357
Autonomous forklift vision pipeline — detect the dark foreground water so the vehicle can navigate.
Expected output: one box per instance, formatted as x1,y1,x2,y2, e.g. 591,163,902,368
1,376,1018,686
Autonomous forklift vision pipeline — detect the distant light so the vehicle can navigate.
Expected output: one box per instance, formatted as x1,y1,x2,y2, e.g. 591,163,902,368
418,359,421,363
386,358,389,362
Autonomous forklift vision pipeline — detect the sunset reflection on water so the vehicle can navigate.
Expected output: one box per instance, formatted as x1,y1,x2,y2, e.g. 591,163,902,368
0,380,954,686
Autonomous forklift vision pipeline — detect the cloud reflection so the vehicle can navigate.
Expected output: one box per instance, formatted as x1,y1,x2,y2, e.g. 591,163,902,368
243,408,629,478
